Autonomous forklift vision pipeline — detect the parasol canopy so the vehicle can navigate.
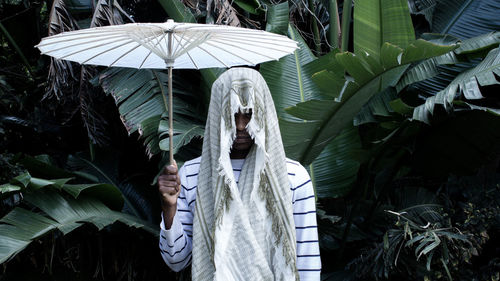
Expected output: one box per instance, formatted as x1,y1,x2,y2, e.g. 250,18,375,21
36,19,298,163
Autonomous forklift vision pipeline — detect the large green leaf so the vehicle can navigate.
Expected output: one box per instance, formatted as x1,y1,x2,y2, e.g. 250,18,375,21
233,0,262,14
353,0,415,61
432,0,500,38
410,0,500,96
97,68,203,157
261,26,340,121
261,5,355,196
312,126,362,198
0,187,157,264
284,40,456,165
354,87,398,125
66,151,156,221
397,32,500,92
413,47,500,123
265,2,289,35
157,0,196,22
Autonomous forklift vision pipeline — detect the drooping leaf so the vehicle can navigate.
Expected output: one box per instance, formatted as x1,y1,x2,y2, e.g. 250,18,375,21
455,31,500,55
158,121,204,155
354,87,398,125
29,177,72,190
409,0,500,97
62,183,124,210
0,188,158,264
397,32,500,92
0,184,21,194
44,0,80,100
413,47,500,123
285,40,456,164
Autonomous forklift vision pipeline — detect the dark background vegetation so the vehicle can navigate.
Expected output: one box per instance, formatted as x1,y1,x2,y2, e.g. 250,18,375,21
1,0,499,280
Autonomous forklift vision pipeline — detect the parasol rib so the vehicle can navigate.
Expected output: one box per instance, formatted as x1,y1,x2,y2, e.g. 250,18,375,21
107,43,144,67
211,34,297,48
82,39,138,65
184,50,200,69
202,41,270,63
195,45,232,68
57,39,135,61
39,34,131,54
206,39,284,60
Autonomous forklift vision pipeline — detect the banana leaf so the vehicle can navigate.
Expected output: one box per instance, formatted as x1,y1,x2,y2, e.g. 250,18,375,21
284,40,457,165
96,68,204,158
0,177,157,264
397,32,500,92
410,0,500,96
261,4,357,197
353,0,415,61
413,47,500,123
432,0,500,38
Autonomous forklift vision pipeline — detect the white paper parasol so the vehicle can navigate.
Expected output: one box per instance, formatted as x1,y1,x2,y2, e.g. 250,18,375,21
36,19,298,162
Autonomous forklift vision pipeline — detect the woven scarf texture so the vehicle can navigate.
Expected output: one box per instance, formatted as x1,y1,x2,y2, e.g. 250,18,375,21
191,68,298,281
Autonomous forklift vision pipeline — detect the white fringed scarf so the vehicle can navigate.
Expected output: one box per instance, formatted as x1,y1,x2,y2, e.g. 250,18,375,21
191,68,298,281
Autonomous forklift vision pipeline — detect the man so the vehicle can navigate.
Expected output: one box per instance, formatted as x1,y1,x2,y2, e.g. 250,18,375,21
158,68,321,281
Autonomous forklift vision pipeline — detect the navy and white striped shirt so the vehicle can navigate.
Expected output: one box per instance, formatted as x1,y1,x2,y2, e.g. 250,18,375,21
159,157,321,280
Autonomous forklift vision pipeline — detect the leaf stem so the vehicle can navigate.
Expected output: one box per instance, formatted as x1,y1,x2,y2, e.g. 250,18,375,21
341,0,353,52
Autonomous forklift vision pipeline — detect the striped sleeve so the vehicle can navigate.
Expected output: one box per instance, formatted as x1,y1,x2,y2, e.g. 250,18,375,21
288,160,322,281
159,164,194,272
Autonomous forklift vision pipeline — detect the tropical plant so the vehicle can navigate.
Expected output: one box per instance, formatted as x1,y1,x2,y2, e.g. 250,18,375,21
261,0,500,280
2,0,500,280
0,156,158,262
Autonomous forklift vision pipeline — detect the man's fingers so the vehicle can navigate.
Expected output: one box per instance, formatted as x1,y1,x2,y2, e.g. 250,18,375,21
159,174,177,181
160,186,179,196
166,164,178,175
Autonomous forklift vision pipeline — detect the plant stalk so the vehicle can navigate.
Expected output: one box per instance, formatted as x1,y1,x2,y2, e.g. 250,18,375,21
0,22,33,78
341,0,353,52
308,0,322,54
329,0,341,50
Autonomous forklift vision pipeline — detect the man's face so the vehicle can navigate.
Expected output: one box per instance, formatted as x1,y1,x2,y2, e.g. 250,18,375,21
230,109,254,159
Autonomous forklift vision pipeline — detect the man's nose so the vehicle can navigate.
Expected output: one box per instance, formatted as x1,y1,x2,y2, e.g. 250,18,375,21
235,115,246,131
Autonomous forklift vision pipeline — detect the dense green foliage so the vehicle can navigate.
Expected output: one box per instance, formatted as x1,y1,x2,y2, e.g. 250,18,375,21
1,0,499,280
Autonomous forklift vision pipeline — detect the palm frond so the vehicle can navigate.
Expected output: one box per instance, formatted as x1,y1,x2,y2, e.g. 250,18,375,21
90,0,134,28
44,0,80,100
76,0,137,146
206,0,241,26
78,66,110,146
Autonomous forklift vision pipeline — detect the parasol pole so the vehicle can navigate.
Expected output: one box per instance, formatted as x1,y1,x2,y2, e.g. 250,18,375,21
168,65,173,165
167,31,174,165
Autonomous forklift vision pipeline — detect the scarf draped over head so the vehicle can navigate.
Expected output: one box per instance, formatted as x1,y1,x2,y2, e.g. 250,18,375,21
192,68,299,281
